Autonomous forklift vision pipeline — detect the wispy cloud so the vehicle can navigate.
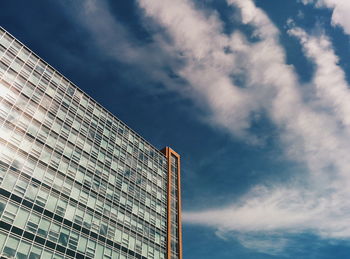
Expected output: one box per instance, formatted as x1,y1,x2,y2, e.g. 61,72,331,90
179,0,350,251
303,0,350,35
235,232,289,256
60,0,350,254
59,0,186,93
137,0,262,140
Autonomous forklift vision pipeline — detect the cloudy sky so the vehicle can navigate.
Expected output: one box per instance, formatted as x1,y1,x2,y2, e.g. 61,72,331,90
3,0,350,258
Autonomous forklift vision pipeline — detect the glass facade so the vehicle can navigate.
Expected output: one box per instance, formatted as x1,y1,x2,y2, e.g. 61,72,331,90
0,27,181,259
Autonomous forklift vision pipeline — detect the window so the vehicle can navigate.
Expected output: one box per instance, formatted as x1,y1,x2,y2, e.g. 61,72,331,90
142,243,148,257
65,203,75,221
114,228,122,243
46,194,58,212
56,199,67,216
86,239,96,257
77,235,87,253
58,227,69,246
14,207,29,228
16,241,31,259
36,188,49,207
71,185,80,200
38,218,50,237
69,231,79,250
13,177,27,197
41,250,54,259
3,236,19,257
74,207,84,225
129,236,135,250
29,246,42,259
18,47,30,62
26,213,40,233
25,182,39,201
2,202,17,224
48,223,60,243
83,212,92,229
1,171,17,192
1,34,13,48
99,224,107,236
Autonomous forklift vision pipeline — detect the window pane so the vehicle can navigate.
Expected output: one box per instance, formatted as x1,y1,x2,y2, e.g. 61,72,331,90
14,208,29,228
0,232,7,251
77,236,87,253
16,241,31,259
4,236,19,257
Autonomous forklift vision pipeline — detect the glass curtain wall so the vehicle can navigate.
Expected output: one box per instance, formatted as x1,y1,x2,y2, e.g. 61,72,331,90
0,27,169,259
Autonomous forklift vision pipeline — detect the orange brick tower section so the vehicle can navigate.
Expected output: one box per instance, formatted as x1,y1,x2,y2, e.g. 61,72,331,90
161,147,182,259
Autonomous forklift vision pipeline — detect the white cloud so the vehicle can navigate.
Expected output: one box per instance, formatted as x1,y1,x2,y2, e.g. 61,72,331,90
64,0,138,62
299,0,315,4
235,233,289,256
137,0,259,139
137,0,350,252
184,185,350,238
288,26,350,135
61,0,350,254
304,0,350,35
59,0,185,92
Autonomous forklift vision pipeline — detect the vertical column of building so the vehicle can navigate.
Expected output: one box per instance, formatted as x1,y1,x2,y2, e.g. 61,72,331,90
162,147,182,259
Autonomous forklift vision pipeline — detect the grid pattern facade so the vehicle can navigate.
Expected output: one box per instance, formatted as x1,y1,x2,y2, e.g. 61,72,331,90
0,27,175,259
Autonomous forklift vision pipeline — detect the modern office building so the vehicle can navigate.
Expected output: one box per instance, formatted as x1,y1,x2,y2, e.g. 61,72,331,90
0,27,182,259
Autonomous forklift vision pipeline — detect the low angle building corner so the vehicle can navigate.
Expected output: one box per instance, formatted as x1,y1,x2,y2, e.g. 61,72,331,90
0,27,182,259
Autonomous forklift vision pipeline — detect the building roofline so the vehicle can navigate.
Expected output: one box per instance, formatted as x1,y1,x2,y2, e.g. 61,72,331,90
0,26,168,157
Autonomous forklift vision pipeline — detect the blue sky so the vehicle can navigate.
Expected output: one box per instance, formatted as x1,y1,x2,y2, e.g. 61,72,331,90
2,0,350,258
